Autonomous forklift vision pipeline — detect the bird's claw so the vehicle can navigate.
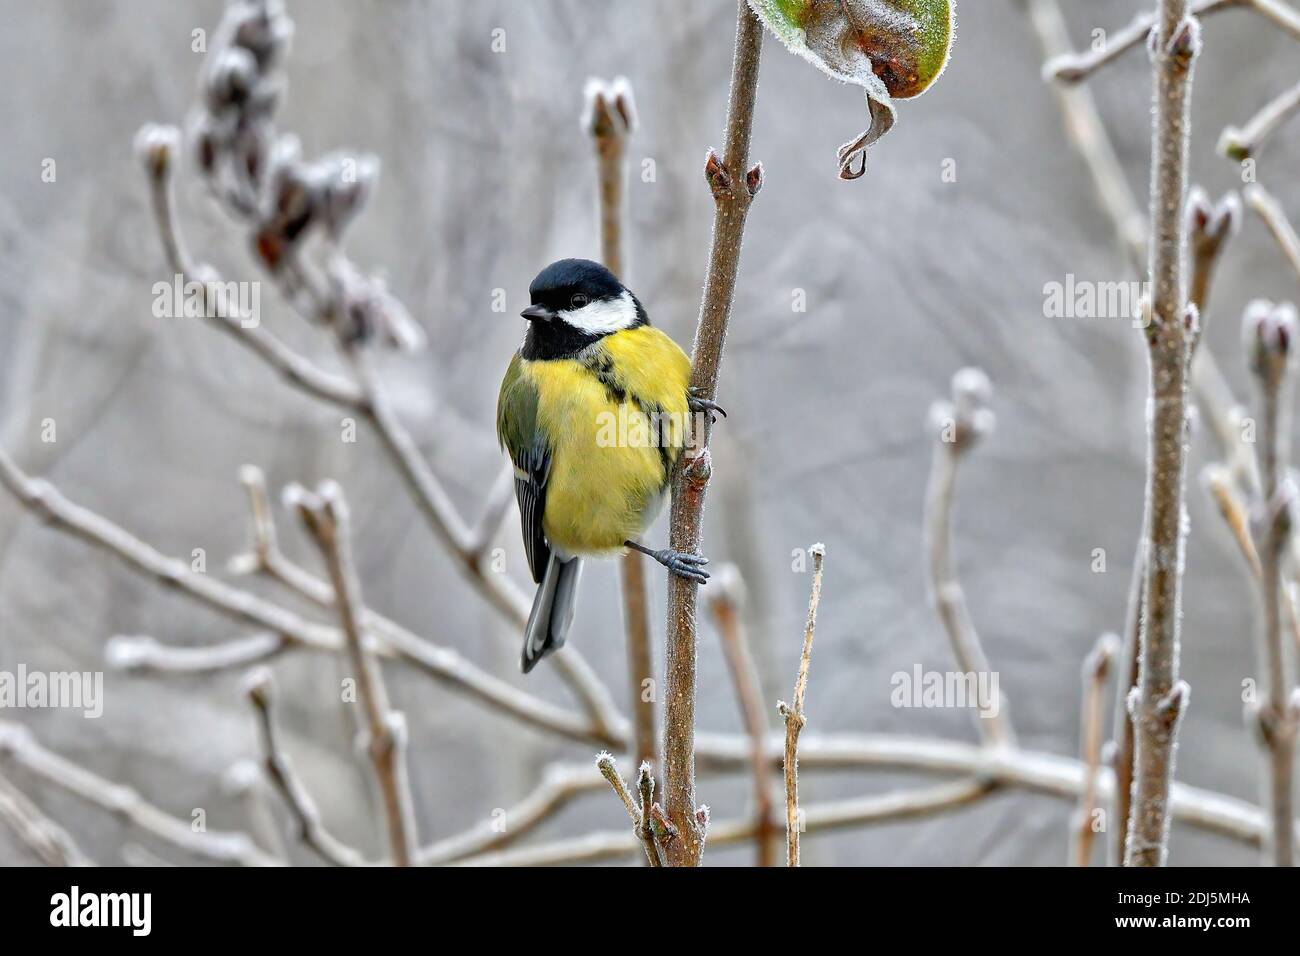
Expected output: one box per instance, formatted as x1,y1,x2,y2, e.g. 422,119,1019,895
688,387,727,419
653,548,710,584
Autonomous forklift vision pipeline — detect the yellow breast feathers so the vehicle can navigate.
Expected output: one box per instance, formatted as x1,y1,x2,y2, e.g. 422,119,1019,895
522,326,692,555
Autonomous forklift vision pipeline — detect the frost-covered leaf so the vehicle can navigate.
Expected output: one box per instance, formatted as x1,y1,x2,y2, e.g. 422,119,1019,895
747,0,955,179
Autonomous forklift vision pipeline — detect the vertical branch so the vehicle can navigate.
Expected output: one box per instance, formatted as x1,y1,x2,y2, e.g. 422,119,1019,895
1126,0,1200,868
924,369,1014,747
1072,634,1120,866
289,482,418,866
708,567,778,866
1110,553,1144,865
661,0,765,867
1243,300,1300,866
778,545,825,868
585,77,657,774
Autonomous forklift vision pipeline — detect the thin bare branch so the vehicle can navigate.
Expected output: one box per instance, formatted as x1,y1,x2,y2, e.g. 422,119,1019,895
417,763,602,865
1042,0,1239,86
636,763,664,867
1203,464,1300,655
596,752,661,865
586,75,657,774
288,481,418,865
1110,548,1144,866
709,566,778,866
1220,81,1300,161
1253,0,1300,38
453,778,994,867
0,448,623,751
1072,634,1120,866
0,722,277,866
1126,0,1200,869
1246,183,1300,283
778,544,825,867
0,772,93,866
1242,300,1300,866
1021,0,1148,272
245,668,369,866
3,447,1289,855
220,759,289,861
924,369,1015,747
1024,3,1250,480
109,631,288,673
661,0,765,867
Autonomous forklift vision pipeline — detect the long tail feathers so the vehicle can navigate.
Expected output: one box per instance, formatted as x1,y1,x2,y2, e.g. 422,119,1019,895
521,555,582,673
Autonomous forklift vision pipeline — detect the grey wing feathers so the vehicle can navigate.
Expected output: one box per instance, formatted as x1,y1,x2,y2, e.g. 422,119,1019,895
513,438,552,584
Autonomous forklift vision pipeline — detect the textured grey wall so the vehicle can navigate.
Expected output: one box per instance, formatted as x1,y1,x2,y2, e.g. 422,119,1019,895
1,0,1297,865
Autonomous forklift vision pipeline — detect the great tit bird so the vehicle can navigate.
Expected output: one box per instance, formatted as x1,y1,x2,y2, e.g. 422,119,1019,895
498,258,720,673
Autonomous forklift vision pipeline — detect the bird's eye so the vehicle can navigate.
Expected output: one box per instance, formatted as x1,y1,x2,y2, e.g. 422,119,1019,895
570,293,589,310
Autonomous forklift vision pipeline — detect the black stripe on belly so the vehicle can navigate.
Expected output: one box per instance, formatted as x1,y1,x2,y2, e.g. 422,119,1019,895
584,351,627,406
581,348,675,485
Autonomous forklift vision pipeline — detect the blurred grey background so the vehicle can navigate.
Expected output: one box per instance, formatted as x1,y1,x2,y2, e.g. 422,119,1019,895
1,0,1297,866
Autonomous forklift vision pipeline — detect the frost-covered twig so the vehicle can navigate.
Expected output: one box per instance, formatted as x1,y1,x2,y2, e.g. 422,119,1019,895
661,0,765,867
636,763,664,867
451,778,993,867
1042,0,1300,85
1203,464,1300,654
1020,0,1147,272
1220,81,1300,161
6,436,1290,854
709,567,778,866
1204,465,1263,578
924,369,1015,748
1126,0,1200,869
1110,554,1144,866
1072,634,1119,866
417,763,602,865
1246,184,1300,284
220,759,288,861
778,544,825,867
1187,189,1256,494
0,773,93,867
287,482,417,866
1023,2,1249,476
595,752,661,865
110,632,289,673
245,669,369,866
1243,301,1300,866
585,76,656,773
0,722,277,866
1256,0,1300,37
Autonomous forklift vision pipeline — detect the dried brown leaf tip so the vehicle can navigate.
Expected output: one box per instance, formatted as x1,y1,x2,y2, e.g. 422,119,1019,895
748,0,954,178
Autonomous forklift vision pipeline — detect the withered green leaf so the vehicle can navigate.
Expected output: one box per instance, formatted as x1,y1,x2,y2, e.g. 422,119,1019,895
748,0,955,179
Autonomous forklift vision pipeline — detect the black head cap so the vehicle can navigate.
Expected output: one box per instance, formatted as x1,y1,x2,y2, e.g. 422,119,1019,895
528,258,624,313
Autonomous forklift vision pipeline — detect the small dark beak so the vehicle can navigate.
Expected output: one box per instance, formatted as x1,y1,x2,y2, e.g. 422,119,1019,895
520,304,555,323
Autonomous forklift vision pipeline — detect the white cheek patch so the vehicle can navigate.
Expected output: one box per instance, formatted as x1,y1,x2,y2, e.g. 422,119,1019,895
560,290,638,334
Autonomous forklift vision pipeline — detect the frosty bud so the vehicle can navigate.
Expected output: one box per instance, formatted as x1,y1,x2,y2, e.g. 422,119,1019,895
1243,299,1298,384
205,46,259,112
229,0,294,69
1186,186,1241,245
133,123,181,178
